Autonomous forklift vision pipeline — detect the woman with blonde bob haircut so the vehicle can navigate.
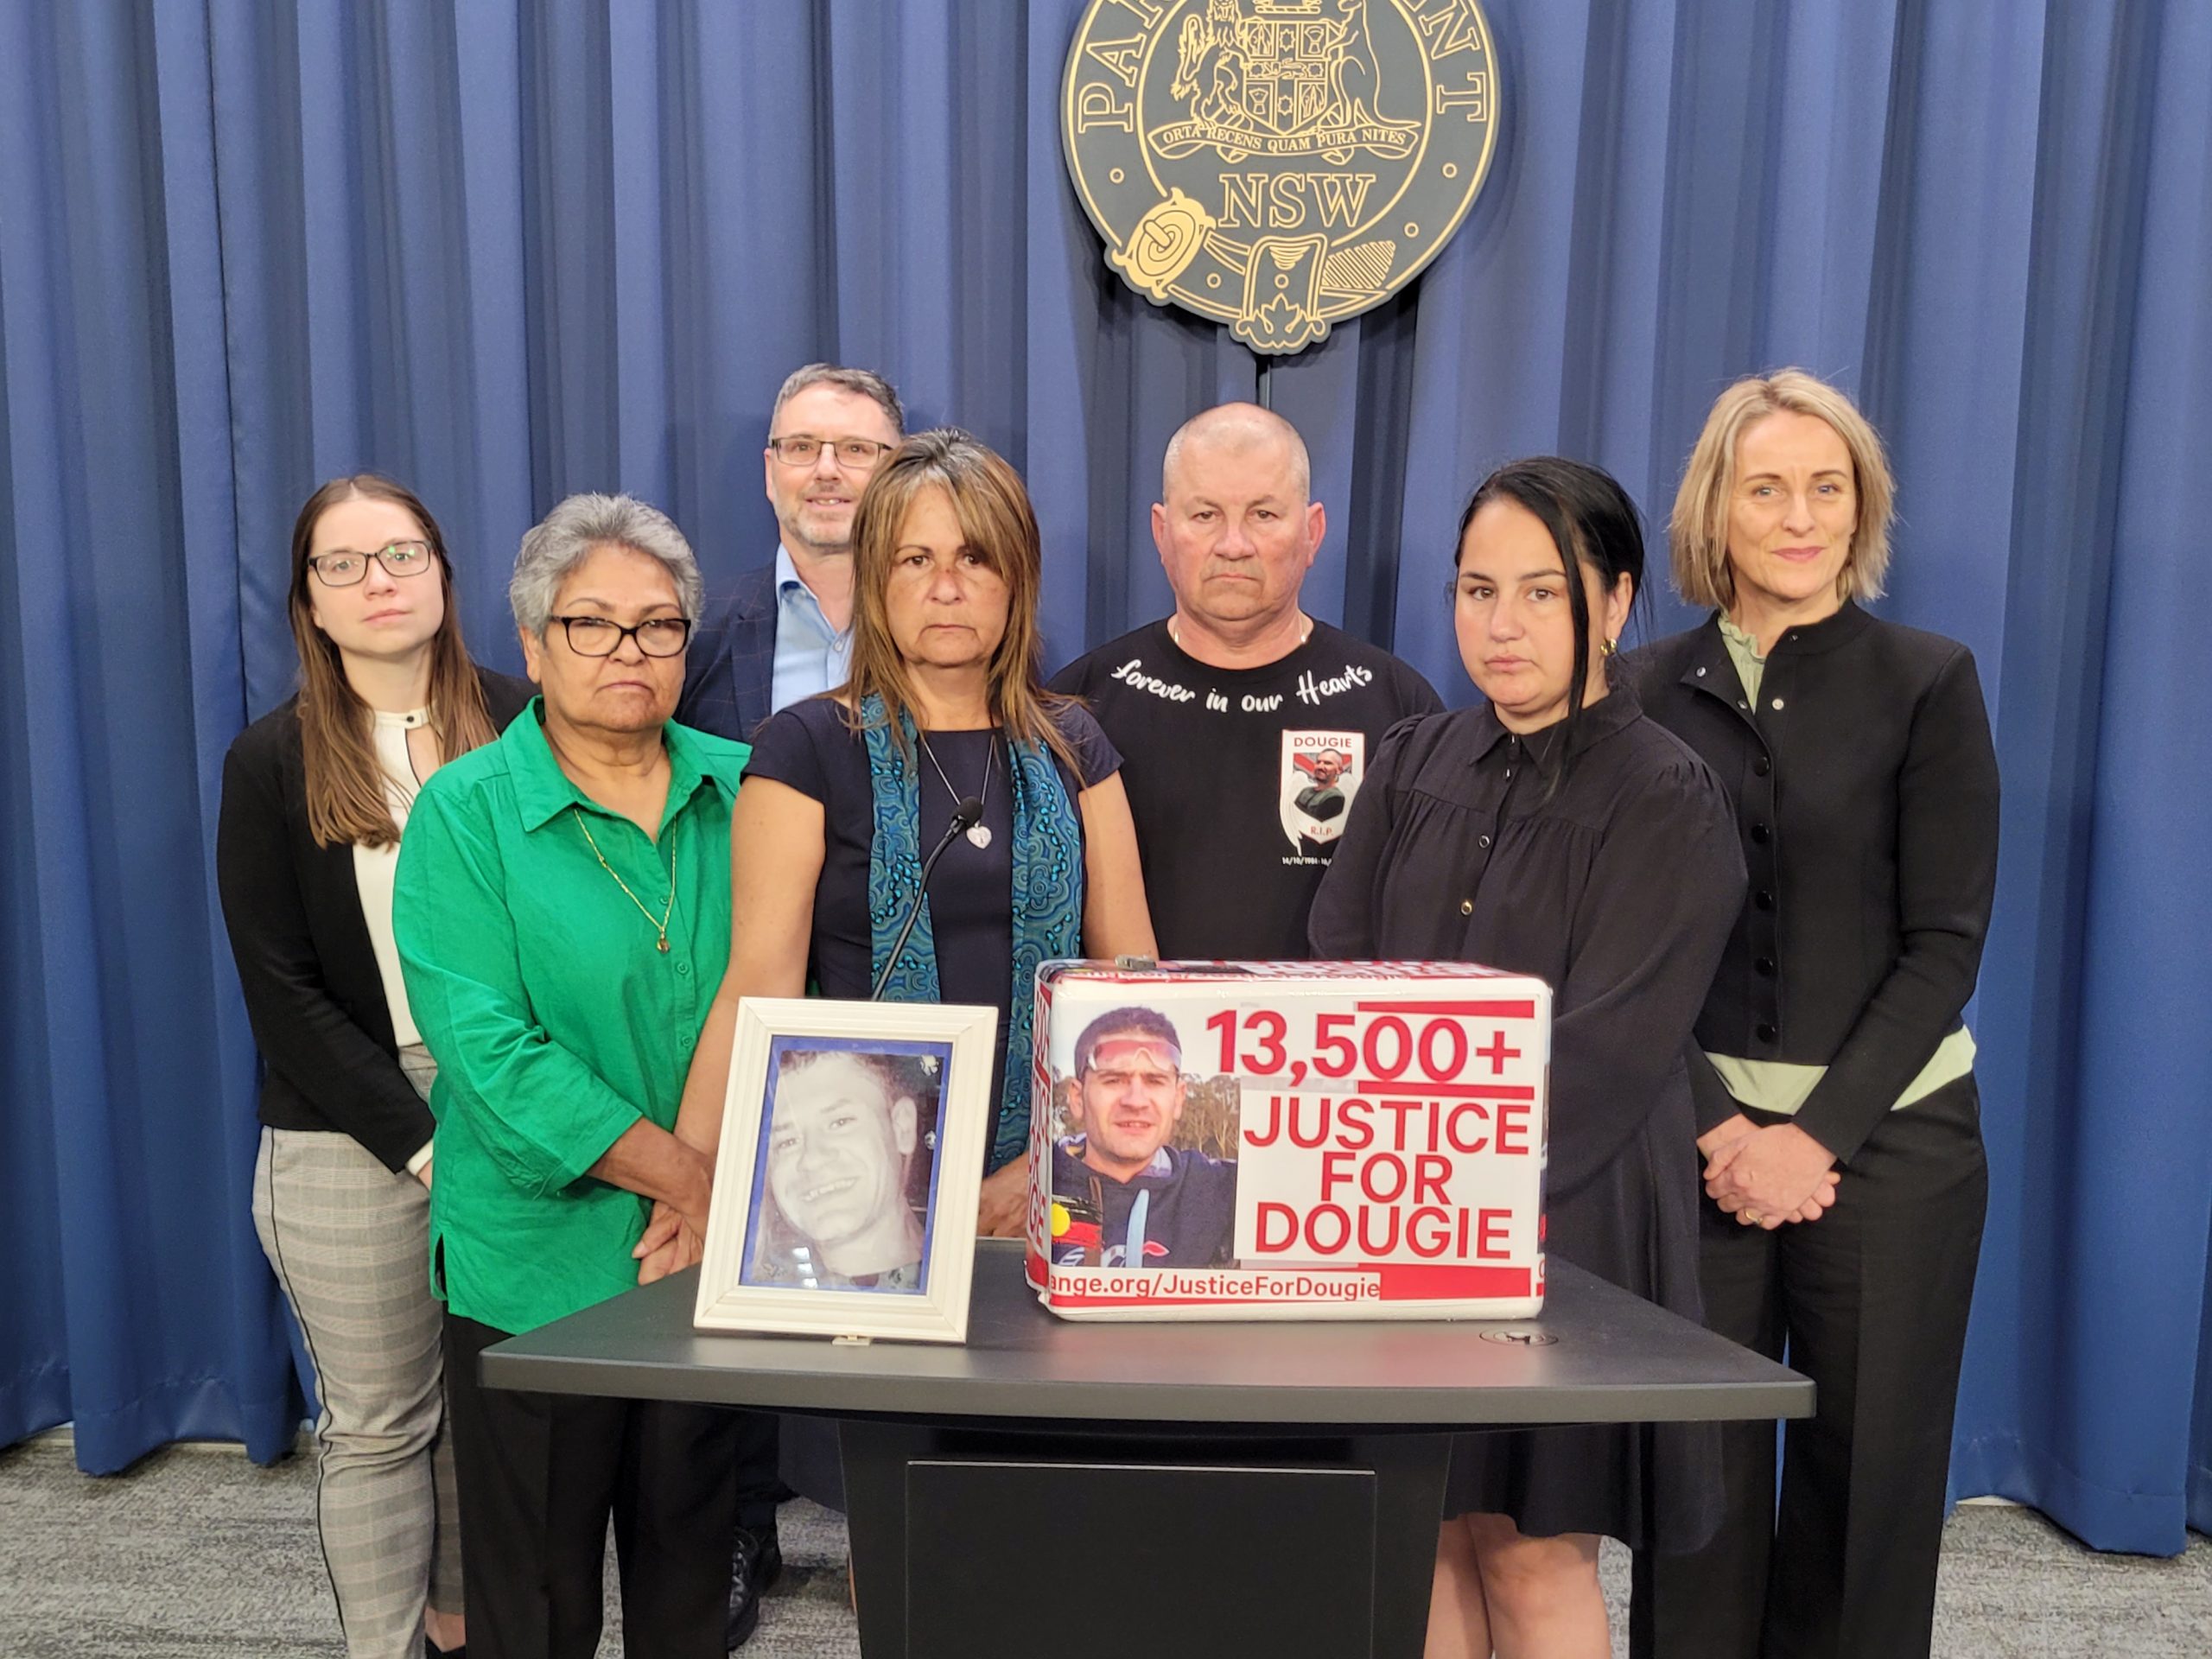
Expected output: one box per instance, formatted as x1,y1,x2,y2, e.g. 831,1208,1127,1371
1629,371,1999,1659
1667,367,1896,609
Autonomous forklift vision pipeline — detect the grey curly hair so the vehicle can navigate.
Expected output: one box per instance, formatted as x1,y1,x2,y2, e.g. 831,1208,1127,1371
508,493,704,636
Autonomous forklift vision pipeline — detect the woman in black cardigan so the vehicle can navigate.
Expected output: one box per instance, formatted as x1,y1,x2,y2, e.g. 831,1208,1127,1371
218,475,528,1659
1630,372,1999,1659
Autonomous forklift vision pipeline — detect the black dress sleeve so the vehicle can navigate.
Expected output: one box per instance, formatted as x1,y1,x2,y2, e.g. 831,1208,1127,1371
1687,1047,1742,1139
1306,713,1427,958
741,699,838,804
1053,703,1123,790
1792,645,2000,1163
215,735,435,1172
1546,757,1747,1199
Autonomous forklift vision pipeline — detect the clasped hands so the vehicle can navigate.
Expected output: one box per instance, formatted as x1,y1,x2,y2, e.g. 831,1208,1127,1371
630,1136,1035,1287
1698,1113,1840,1230
633,1139,715,1286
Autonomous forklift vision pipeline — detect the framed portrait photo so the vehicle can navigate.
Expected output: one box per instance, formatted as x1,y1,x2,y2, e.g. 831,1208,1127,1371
695,997,999,1343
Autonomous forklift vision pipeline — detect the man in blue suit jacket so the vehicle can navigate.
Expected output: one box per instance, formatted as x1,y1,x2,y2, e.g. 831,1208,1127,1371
680,364,906,741
675,362,905,1650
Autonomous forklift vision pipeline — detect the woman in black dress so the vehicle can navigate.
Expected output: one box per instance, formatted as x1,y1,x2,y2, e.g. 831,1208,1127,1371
1311,458,1745,1659
1631,371,1999,1659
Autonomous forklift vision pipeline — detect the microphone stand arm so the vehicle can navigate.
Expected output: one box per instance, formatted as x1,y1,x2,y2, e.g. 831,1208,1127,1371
869,802,982,1001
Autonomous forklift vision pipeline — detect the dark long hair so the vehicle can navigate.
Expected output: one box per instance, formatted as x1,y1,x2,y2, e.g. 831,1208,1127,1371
1455,456,1644,788
289,474,499,847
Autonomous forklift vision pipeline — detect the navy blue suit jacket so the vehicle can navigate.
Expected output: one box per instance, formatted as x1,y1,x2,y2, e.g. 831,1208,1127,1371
679,562,779,741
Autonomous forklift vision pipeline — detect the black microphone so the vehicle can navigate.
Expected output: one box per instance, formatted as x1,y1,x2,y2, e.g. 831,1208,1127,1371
869,796,985,1000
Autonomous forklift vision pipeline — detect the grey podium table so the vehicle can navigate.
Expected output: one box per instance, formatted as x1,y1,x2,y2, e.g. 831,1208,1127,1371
485,1240,1809,1659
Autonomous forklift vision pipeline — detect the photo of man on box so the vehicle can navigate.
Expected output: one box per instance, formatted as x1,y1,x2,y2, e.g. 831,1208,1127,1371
1050,1007,1236,1270
745,1046,937,1294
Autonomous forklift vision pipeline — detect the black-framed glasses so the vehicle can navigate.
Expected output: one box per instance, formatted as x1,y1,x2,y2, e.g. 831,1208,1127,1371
767,435,895,469
550,614,692,658
308,540,435,586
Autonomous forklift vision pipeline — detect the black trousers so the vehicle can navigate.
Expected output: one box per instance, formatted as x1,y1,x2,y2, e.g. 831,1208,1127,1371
444,1313,741,1659
732,1409,781,1529
1633,1076,1987,1659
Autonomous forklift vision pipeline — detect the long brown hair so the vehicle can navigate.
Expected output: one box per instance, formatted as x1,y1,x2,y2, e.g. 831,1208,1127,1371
289,474,499,847
842,429,1079,773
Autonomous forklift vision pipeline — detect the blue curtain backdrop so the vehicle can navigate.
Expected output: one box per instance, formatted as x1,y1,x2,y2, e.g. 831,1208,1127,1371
2,0,2205,1554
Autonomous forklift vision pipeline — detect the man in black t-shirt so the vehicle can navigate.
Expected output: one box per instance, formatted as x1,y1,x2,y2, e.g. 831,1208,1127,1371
1050,403,1441,960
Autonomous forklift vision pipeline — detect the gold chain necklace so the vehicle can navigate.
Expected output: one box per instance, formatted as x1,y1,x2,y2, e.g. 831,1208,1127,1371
569,807,676,953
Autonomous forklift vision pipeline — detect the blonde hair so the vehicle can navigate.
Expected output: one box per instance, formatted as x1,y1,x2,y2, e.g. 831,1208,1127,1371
842,429,1079,773
1669,368,1896,610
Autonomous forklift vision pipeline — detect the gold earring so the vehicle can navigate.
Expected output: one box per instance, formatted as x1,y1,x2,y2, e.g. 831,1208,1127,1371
1601,637,1618,658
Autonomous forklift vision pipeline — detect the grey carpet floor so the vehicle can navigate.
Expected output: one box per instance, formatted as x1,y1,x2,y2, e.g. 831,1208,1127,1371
1,1436,2205,1656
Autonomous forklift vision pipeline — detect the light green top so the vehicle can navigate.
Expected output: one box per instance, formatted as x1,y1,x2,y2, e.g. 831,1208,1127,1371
1708,614,1975,1119
394,701,748,1334
1707,1027,1979,1121
1719,613,1767,704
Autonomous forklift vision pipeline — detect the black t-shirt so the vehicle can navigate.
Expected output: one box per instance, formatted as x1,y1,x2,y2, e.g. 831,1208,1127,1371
1049,619,1442,961
743,696,1122,1138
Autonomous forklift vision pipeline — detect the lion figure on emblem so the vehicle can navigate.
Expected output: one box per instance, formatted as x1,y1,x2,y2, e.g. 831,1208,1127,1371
1171,1,1243,121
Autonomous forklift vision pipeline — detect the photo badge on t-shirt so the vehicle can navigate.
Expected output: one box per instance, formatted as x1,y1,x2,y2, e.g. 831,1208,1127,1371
1281,730,1365,861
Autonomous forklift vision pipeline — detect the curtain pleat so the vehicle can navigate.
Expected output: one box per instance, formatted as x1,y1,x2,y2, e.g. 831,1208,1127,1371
0,0,2205,1548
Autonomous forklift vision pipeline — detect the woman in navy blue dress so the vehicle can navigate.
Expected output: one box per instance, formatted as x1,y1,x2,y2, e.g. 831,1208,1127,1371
661,429,1156,1501
1312,459,1745,1658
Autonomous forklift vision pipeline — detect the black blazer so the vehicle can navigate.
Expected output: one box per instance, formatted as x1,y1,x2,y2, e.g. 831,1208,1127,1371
216,669,535,1171
1628,603,1999,1165
677,563,779,741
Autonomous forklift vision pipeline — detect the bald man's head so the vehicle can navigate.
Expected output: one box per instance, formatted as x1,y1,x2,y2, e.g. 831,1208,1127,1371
1152,402,1326,651
1161,403,1313,505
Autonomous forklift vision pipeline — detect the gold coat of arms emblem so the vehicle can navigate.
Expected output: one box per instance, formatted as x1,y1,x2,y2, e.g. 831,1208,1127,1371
1063,0,1500,354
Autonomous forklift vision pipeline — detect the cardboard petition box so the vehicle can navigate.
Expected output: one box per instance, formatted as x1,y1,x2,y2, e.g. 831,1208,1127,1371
1025,961,1550,1321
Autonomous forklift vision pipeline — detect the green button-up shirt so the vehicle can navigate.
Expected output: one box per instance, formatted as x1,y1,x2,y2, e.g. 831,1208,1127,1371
394,700,747,1334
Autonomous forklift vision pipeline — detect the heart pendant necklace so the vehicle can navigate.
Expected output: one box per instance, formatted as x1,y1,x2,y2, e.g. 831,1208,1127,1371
919,730,995,849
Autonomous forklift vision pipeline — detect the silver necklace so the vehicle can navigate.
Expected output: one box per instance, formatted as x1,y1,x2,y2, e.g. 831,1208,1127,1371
918,731,995,849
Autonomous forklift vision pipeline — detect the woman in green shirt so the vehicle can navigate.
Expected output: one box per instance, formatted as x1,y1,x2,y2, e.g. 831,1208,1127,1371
394,493,749,1659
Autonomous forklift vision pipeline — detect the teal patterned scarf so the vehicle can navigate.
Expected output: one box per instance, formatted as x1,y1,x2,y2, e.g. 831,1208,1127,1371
862,694,1084,1170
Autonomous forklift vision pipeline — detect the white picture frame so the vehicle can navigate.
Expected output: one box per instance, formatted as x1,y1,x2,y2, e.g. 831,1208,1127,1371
695,996,999,1343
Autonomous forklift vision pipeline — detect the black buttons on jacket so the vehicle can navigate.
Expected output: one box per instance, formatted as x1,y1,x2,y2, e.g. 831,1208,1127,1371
1756,1022,1777,1044
1754,889,1775,911
1755,957,1776,976
1753,756,1771,777
1750,822,1771,845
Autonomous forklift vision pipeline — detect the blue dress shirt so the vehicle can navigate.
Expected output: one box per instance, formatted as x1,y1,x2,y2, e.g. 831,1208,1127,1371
770,545,854,712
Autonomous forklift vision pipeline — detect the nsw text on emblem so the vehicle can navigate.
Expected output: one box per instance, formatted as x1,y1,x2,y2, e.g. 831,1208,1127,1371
1063,0,1500,354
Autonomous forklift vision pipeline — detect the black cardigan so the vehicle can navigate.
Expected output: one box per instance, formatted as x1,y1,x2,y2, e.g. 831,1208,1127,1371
1627,604,1999,1165
216,670,534,1171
